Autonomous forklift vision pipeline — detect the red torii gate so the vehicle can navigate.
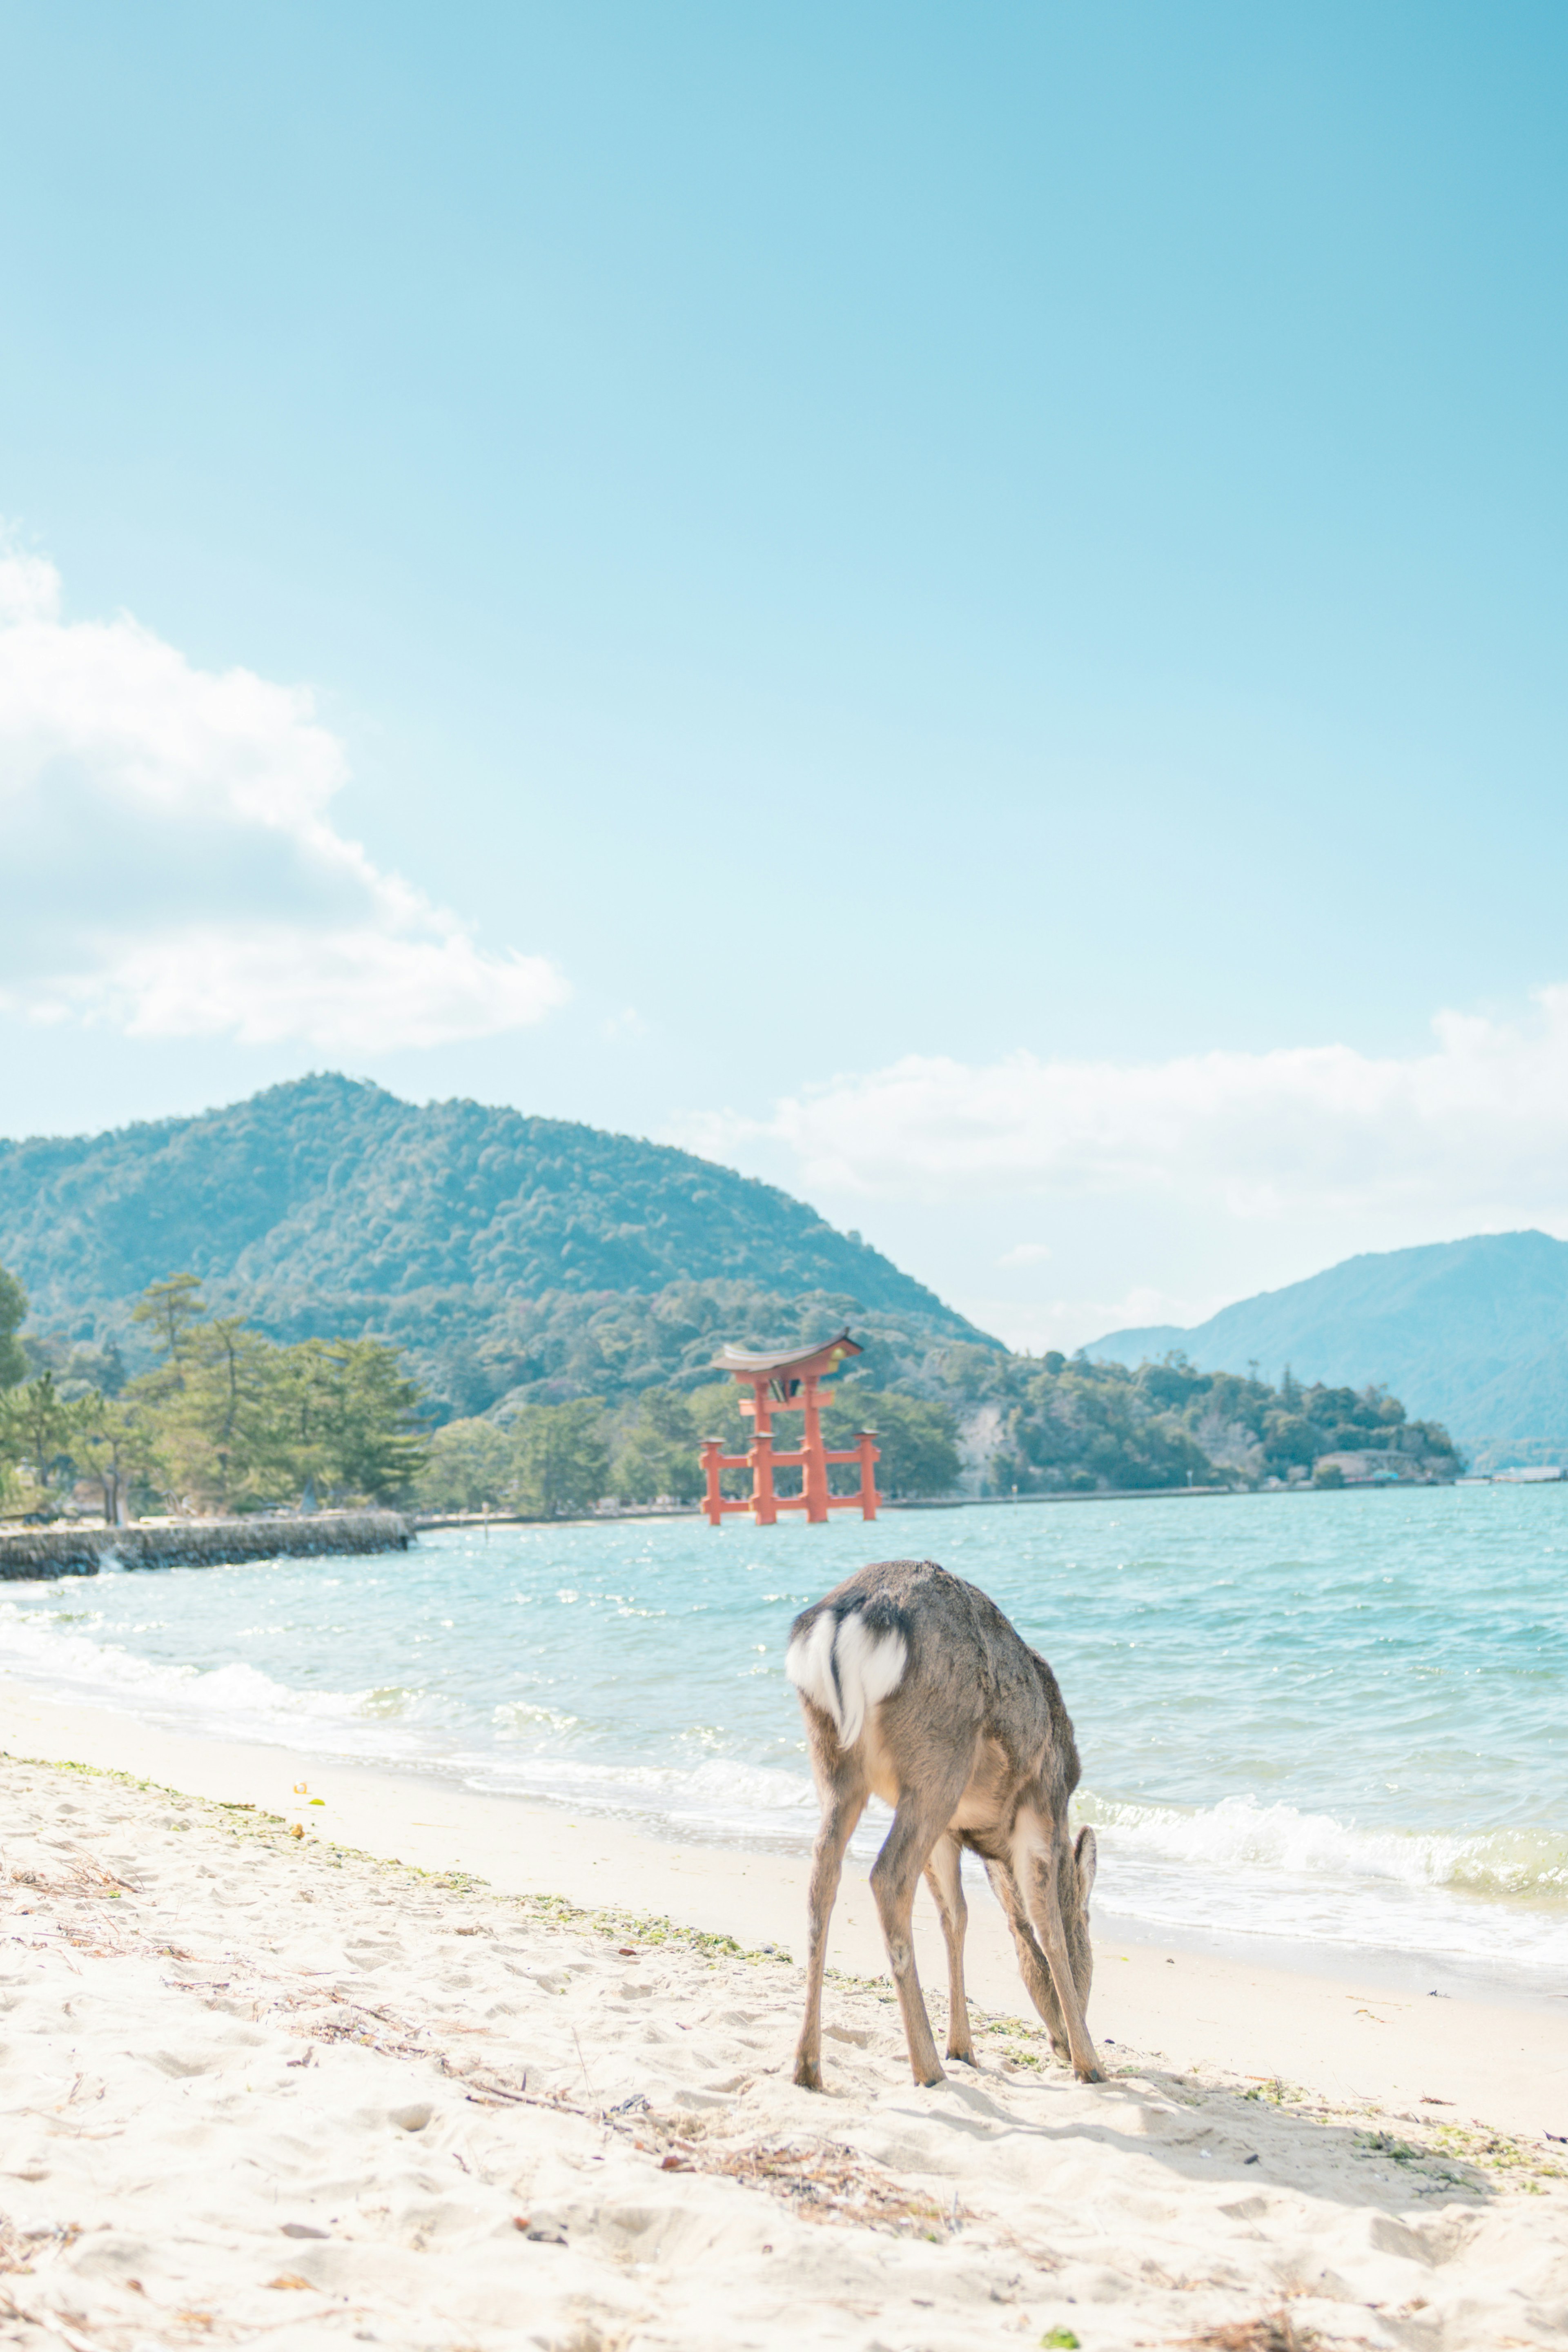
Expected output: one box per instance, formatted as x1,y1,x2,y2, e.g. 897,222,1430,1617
699,1329,880,1528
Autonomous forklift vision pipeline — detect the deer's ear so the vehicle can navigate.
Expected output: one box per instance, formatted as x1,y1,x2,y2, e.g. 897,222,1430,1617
1074,1825,1097,1903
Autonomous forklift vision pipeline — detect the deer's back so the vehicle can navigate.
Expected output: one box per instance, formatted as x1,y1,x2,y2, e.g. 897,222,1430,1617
788,1558,1080,1812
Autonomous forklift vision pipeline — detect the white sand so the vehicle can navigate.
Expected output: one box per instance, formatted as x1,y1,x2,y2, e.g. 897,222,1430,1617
3,1693,1568,2350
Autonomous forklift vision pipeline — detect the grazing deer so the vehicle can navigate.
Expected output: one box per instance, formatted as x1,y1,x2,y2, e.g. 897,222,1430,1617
786,1558,1100,2089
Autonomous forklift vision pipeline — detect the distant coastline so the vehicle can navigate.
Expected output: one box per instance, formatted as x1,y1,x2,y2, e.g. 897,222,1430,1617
1088,1228,1568,1472
12,1473,1518,1580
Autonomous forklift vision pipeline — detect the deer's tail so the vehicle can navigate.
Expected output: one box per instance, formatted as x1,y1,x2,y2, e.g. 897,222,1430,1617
785,1602,908,1750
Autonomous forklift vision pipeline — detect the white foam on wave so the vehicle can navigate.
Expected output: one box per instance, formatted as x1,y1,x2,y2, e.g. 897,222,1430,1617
1079,1789,1568,1904
7,1590,1565,1977
0,1597,429,1748
470,1748,820,1835
0,1596,822,1832
1078,1788,1568,1977
492,1699,581,1738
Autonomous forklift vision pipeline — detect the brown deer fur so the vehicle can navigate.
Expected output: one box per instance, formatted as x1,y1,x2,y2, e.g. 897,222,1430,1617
786,1558,1100,2089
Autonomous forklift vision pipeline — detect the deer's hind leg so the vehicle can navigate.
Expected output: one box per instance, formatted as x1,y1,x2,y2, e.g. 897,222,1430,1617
793,1742,868,2091
922,1833,974,2064
870,1759,973,2088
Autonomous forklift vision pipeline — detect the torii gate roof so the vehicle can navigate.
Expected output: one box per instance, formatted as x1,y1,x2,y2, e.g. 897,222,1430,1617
710,1329,863,1381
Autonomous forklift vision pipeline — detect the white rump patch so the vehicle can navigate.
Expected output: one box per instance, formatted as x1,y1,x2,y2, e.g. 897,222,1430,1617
785,1608,908,1750
785,1611,840,1724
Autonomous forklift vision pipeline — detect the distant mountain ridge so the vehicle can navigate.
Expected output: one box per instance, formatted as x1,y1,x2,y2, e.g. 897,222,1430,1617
0,1075,990,1414
1089,1229,1568,1471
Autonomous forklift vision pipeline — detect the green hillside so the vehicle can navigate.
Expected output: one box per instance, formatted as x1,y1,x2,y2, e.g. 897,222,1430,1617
1,1078,1469,1490
1089,1229,1568,1470
0,1075,989,1417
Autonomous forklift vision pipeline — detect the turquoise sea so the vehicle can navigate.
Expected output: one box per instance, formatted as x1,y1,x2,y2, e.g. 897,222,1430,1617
2,1487,1564,1989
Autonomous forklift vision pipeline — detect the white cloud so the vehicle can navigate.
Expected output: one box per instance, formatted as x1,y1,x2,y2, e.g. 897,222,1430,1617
996,1241,1053,1267
687,989,1568,1232
0,543,568,1050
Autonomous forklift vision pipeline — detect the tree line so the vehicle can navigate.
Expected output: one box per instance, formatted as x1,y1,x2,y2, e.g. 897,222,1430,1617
940,1345,1462,1491
0,1270,425,1519
0,1252,1461,1523
416,1383,963,1517
0,1261,963,1520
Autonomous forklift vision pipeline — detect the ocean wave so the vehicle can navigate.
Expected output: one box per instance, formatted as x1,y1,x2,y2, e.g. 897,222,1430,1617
473,1748,817,1819
1078,1789,1568,1907
6,1576,1566,1976
492,1699,581,1737
0,1598,391,1734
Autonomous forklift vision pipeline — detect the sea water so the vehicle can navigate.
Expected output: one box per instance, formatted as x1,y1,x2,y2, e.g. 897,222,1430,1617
2,1487,1564,1990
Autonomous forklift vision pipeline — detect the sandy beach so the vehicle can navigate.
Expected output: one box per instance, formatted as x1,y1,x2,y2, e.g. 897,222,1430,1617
2,1692,1566,2350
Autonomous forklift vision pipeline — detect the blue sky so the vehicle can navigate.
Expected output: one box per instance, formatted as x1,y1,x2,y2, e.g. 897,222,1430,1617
4,2,1568,1345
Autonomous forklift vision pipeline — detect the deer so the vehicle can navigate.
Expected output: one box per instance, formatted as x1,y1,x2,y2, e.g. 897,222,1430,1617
785,1557,1101,2091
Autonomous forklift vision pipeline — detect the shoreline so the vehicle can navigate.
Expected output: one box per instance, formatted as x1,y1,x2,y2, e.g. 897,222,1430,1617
2,1624,1559,2016
410,1480,1463,1532
0,1474,1505,1578
409,1484,1238,1531
5,1693,1567,2350
6,1681,1566,2143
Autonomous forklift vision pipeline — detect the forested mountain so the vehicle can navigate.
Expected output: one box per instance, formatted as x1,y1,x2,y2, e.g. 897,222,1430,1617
0,1076,988,1417
1,1078,1468,1493
1090,1229,1568,1470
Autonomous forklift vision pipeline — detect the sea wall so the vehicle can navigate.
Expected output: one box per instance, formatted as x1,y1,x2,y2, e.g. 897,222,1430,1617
0,1511,414,1581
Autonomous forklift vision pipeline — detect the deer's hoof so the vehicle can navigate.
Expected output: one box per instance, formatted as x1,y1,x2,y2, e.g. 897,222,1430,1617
1076,2064,1103,2084
946,2045,976,2067
913,2063,947,2088
793,2059,824,2092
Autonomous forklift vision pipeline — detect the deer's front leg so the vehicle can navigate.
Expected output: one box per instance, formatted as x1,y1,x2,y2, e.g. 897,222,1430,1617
1016,1819,1101,2084
984,1857,1069,2057
793,1769,866,2091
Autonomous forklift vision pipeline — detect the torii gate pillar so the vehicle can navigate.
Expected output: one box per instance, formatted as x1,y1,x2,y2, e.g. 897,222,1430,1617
699,1328,880,1528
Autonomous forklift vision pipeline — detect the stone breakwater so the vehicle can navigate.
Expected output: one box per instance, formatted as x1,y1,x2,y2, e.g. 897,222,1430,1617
0,1510,414,1579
